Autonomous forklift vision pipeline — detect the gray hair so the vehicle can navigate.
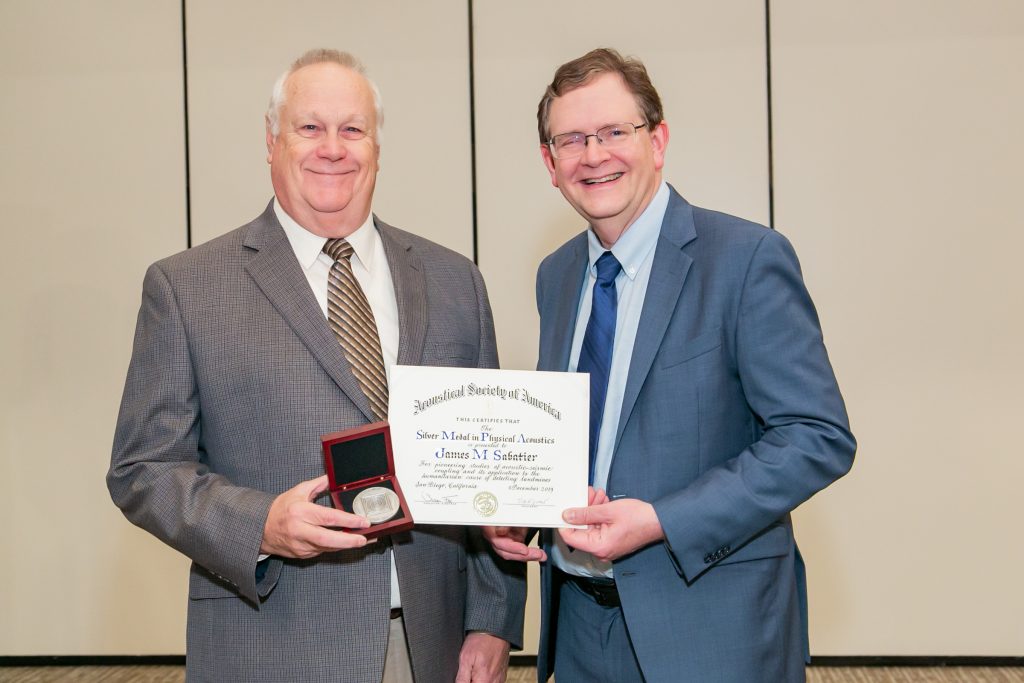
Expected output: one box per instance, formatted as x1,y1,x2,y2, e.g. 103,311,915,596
266,48,384,137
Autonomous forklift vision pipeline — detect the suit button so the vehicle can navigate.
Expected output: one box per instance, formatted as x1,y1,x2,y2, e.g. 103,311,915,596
703,554,712,564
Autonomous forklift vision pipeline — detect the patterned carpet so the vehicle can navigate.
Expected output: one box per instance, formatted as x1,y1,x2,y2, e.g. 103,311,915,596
1,665,1023,682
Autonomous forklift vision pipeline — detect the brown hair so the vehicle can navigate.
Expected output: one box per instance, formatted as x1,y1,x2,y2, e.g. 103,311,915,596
537,48,664,145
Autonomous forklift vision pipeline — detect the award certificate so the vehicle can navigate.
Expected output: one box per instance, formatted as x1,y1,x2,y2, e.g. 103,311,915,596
388,365,588,527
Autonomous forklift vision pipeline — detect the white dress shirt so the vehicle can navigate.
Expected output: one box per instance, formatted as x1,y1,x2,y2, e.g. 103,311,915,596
275,199,403,608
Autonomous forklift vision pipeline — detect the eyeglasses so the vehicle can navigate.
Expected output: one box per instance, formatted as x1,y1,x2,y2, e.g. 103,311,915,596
546,122,647,160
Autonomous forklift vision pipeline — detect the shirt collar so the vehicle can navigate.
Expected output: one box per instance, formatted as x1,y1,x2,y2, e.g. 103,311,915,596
274,199,379,272
587,181,669,280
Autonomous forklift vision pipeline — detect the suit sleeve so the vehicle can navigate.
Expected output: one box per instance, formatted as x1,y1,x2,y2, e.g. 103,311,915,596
652,230,856,582
461,264,527,647
108,263,276,604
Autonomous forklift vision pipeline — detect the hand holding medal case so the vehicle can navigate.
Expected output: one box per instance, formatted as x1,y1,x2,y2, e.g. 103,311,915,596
321,422,414,538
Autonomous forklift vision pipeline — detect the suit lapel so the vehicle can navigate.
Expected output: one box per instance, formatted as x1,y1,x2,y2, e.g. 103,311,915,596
376,218,428,367
539,235,589,372
613,189,697,452
242,202,377,422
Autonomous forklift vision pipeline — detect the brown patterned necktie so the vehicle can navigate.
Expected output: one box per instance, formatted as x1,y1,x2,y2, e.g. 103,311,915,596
323,238,388,421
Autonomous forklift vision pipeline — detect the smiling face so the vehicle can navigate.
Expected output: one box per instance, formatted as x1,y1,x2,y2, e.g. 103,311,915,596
266,62,380,238
541,73,668,247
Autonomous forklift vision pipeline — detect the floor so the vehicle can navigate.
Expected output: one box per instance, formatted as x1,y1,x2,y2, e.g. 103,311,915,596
0,665,1022,682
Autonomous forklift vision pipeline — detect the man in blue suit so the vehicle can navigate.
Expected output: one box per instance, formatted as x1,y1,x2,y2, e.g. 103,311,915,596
486,48,856,682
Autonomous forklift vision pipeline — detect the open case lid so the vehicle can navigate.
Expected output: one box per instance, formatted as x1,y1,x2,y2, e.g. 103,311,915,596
321,421,394,489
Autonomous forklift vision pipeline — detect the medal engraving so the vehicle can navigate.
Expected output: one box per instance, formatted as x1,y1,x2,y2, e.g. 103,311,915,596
353,486,401,524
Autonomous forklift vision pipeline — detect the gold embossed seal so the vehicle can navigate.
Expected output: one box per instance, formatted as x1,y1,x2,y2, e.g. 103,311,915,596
472,491,498,518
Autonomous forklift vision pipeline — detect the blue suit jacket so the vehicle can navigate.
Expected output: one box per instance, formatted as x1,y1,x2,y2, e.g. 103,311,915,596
535,187,855,683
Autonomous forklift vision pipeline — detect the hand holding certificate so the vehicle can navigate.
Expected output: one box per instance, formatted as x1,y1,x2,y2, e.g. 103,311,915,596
388,365,588,527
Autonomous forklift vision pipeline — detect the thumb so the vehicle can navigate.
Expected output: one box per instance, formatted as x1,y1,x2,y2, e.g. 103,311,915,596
563,505,610,526
297,474,330,500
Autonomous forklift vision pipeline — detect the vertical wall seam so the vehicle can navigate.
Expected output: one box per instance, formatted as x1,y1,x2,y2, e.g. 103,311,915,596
467,0,479,264
181,0,192,248
765,0,775,229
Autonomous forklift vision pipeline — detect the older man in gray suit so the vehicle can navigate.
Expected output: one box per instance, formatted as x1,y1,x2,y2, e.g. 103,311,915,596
109,49,524,683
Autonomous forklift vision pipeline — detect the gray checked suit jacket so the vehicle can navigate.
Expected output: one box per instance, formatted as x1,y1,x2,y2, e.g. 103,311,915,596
109,202,525,682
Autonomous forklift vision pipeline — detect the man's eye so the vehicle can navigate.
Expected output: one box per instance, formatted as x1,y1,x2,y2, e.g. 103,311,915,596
605,127,627,138
341,126,366,140
556,134,583,149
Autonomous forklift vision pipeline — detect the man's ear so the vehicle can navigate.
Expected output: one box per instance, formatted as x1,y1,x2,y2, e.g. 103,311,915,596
541,145,559,188
265,119,275,164
650,120,669,171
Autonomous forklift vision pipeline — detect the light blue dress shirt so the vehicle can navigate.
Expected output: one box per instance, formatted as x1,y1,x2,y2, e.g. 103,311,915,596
552,181,670,579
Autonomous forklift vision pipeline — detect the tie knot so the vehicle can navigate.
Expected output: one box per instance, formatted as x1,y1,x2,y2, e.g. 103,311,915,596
594,251,621,285
323,238,354,262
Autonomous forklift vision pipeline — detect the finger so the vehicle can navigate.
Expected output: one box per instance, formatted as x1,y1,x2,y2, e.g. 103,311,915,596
290,474,330,500
484,526,529,543
499,548,546,562
559,526,605,556
309,503,371,529
489,536,529,554
592,488,610,505
305,525,370,551
482,525,510,540
521,547,547,562
557,526,590,550
562,505,610,526
307,474,331,498
489,537,543,562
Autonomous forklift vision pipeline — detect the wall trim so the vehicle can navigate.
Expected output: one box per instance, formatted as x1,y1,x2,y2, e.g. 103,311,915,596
0,656,185,667
1,655,1021,668
810,656,1024,667
510,655,1024,669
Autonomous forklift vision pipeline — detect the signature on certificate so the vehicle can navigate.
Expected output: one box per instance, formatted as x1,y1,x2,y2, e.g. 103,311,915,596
418,493,460,506
510,497,554,508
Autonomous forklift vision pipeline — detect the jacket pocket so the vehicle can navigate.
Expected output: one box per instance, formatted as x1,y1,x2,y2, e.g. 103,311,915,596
659,327,723,369
188,563,241,600
424,341,478,366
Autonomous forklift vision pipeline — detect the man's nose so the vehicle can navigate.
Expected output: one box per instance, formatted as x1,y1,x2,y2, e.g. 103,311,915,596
581,134,609,165
318,133,348,160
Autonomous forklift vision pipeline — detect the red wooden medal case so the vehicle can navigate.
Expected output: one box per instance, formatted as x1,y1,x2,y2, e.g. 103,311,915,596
321,421,414,539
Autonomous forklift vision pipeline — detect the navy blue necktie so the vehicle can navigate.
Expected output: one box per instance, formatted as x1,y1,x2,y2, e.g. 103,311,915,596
576,251,622,485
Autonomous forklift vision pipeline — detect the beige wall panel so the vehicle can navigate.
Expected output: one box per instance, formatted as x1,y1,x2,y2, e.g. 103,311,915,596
186,1,474,257
0,1,189,655
474,1,770,655
474,0,770,373
773,1,1024,654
